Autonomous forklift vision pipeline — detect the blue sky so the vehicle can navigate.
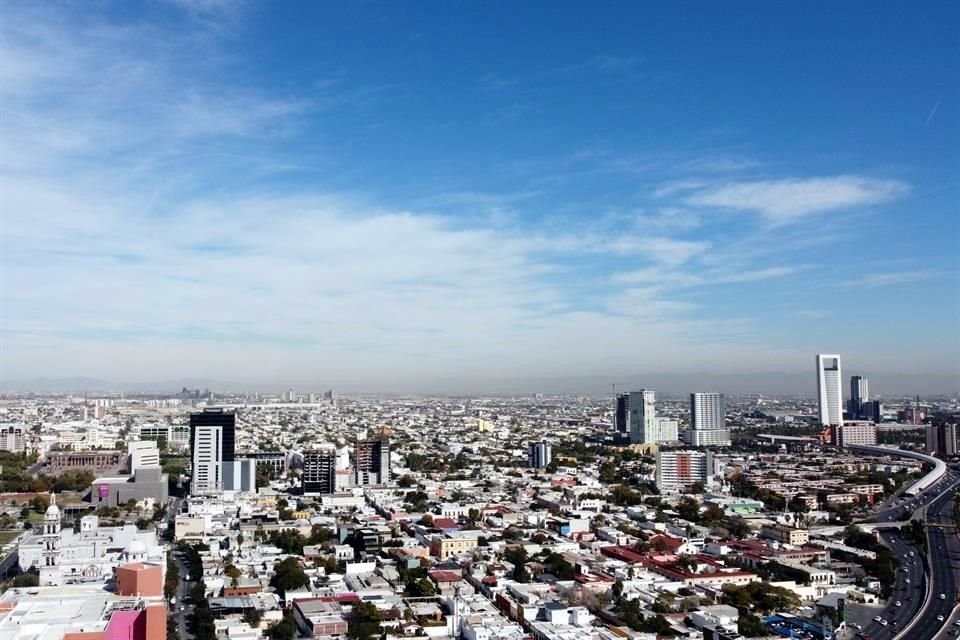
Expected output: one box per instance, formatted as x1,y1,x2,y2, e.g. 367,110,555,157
1,0,958,391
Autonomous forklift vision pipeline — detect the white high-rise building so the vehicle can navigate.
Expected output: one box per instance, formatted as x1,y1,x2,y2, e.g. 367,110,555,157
691,393,725,430
628,390,658,444
191,424,224,495
686,392,730,447
816,354,844,426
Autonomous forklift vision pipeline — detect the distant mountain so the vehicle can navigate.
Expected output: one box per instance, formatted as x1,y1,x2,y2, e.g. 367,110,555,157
0,377,114,393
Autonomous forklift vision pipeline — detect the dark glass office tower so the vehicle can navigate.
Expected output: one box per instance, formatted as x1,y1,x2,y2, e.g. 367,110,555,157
189,408,235,461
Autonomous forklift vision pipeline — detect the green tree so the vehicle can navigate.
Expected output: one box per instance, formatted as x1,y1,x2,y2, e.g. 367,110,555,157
738,613,768,637
242,608,262,628
270,557,309,599
264,611,297,640
347,600,381,640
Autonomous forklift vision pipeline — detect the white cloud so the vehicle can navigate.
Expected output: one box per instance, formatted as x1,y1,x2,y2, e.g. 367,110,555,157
0,3,871,385
838,271,939,288
677,176,910,223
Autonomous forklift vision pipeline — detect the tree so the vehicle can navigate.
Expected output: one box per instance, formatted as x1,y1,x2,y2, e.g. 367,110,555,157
10,574,39,589
396,474,415,488
264,611,297,640
611,579,624,604
242,608,262,628
347,600,381,640
738,613,769,637
270,557,309,599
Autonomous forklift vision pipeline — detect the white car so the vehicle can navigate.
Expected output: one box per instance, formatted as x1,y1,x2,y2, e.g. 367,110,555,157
874,616,883,623
895,601,902,607
880,619,889,626
941,593,947,600
938,615,945,622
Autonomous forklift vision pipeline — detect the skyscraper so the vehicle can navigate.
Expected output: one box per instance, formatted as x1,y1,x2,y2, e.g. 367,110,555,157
686,392,730,447
627,390,657,444
816,354,844,426
690,393,725,431
189,408,235,495
303,446,337,495
615,394,628,433
528,441,552,469
354,438,390,486
849,376,868,418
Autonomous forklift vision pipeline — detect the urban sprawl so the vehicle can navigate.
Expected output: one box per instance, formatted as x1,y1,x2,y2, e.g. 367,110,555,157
0,354,958,640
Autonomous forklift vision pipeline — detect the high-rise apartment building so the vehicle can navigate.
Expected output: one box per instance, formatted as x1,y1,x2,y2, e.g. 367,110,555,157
626,390,657,444
354,438,390,486
848,376,868,418
685,393,730,447
655,450,713,494
690,392,725,430
816,354,844,426
189,408,235,495
528,441,552,469
302,446,337,495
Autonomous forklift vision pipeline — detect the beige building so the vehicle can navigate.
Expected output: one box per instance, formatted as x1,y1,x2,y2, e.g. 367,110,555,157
761,525,809,546
430,534,479,559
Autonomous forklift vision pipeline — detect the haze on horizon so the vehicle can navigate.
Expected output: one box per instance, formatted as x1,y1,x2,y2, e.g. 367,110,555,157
1,1,958,390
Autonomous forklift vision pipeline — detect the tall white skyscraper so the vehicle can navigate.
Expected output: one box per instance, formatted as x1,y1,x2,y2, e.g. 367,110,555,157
628,390,657,444
690,392,725,431
686,392,731,447
191,424,224,494
816,354,844,426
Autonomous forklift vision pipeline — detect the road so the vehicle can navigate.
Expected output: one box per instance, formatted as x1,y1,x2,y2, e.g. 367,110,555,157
898,471,960,640
845,529,924,640
166,497,193,639
843,466,960,640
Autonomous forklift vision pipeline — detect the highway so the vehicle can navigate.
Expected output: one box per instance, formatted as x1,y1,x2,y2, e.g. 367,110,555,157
897,471,960,640
844,466,960,640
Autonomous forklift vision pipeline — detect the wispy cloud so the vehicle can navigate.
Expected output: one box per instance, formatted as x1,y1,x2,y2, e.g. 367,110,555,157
671,176,910,223
838,271,940,288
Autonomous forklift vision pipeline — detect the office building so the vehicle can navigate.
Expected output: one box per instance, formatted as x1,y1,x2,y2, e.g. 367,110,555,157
189,408,235,496
831,423,877,448
626,390,658,444
354,438,390,486
222,458,257,492
848,376,868,418
528,441,552,469
816,354,844,426
128,440,160,472
615,394,628,433
655,450,713,494
861,400,883,423
0,424,27,453
926,423,959,458
303,446,337,495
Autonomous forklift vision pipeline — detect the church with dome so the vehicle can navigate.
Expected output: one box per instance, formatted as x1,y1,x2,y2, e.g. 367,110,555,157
18,493,164,586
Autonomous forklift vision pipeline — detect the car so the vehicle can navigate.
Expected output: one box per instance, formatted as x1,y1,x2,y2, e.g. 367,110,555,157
895,601,902,607
954,620,960,626
179,605,184,611
874,616,883,623
851,623,862,630
939,615,946,622
942,593,948,600
906,578,911,583
880,619,888,626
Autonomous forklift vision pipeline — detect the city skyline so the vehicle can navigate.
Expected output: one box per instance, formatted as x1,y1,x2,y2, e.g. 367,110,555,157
1,2,958,386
